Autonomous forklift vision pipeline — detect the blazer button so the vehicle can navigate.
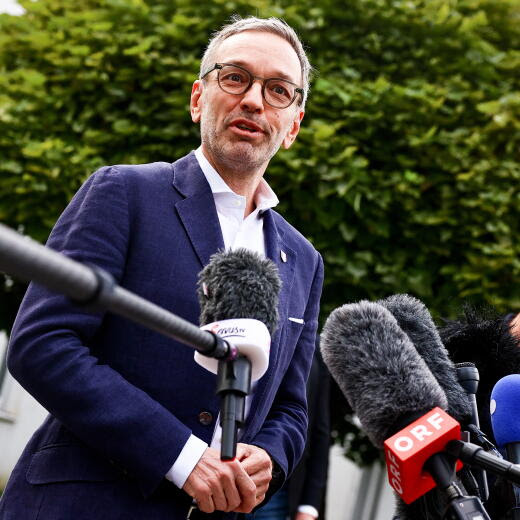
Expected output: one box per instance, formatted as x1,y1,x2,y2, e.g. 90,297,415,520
198,411,213,426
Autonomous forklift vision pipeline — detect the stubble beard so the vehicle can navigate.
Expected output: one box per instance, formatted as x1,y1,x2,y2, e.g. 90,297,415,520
200,109,287,177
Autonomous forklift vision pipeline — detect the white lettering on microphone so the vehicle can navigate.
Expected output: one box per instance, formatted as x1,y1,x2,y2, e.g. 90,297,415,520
427,412,444,431
386,449,403,494
392,412,446,453
394,436,414,452
410,424,432,442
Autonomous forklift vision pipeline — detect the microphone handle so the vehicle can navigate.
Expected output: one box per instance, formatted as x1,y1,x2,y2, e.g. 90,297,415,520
217,357,251,461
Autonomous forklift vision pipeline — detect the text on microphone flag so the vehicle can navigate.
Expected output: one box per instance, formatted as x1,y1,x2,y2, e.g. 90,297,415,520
384,407,463,504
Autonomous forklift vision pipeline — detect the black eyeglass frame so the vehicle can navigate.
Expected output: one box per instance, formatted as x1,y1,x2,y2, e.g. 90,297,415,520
201,62,304,109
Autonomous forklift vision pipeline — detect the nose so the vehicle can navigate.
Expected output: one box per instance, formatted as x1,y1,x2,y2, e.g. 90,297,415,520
239,80,264,113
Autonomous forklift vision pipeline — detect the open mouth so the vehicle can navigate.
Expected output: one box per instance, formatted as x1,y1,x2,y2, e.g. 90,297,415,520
229,119,264,136
236,123,258,133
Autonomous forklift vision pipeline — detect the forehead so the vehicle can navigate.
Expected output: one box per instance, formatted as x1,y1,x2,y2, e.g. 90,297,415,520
214,30,302,83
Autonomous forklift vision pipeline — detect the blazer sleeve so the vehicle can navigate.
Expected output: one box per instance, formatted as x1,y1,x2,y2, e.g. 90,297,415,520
7,167,193,498
251,251,324,496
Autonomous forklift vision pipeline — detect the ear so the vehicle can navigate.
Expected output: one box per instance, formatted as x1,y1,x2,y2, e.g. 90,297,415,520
190,80,203,123
282,109,304,149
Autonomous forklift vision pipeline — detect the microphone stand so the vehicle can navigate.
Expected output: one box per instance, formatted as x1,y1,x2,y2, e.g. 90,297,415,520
505,445,520,520
446,440,520,487
0,222,244,460
424,454,491,520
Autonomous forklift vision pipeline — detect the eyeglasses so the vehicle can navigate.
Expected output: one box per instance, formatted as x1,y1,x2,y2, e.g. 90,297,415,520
201,63,304,109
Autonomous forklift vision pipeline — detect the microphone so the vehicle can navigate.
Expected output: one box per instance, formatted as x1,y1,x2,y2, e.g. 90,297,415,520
0,224,230,359
490,374,520,519
197,248,280,335
320,301,449,449
455,362,490,501
320,301,492,519
455,363,480,429
376,295,494,503
491,374,520,464
196,248,281,460
377,294,473,426
440,305,520,441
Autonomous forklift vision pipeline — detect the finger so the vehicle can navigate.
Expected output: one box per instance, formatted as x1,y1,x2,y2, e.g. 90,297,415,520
196,491,215,514
240,449,272,475
233,466,257,512
254,478,270,496
243,466,272,492
206,475,228,512
220,463,242,511
235,443,250,462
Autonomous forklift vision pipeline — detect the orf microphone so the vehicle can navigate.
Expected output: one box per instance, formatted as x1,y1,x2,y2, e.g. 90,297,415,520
384,407,462,504
320,301,448,448
196,248,281,461
321,301,491,519
378,294,472,426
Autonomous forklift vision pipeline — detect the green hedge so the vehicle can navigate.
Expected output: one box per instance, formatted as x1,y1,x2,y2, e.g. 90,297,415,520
1,0,519,464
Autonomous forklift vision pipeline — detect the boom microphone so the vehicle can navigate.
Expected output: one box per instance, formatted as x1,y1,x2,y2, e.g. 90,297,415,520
320,301,448,448
196,248,281,460
378,294,472,426
320,301,492,519
0,224,229,359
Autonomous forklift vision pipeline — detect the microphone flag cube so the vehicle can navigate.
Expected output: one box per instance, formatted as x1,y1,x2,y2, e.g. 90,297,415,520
384,407,462,504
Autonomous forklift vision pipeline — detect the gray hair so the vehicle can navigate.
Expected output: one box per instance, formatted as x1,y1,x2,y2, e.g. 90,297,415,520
199,15,312,108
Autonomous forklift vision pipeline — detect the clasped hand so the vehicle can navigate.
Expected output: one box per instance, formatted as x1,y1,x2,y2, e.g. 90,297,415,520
182,443,273,513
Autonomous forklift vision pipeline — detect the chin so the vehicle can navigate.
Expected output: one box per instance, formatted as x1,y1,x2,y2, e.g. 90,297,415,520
219,142,269,170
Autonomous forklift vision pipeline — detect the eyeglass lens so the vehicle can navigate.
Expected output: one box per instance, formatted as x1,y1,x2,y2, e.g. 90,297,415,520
218,65,296,108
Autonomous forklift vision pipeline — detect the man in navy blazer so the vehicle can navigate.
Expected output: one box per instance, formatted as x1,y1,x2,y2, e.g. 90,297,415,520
0,15,323,520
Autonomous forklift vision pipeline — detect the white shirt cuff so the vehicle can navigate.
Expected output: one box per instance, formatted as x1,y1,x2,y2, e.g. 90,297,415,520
165,434,208,488
297,504,319,518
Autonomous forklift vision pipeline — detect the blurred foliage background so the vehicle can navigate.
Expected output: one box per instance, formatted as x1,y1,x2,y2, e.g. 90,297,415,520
0,0,519,465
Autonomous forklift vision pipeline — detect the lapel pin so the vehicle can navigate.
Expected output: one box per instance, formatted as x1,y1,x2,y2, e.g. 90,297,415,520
280,250,287,263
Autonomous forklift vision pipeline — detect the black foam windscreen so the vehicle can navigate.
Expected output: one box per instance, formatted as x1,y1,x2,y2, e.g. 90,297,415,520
321,300,448,448
378,294,473,426
197,248,281,335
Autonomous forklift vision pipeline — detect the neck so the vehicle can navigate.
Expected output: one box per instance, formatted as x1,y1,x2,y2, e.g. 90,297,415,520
201,145,266,217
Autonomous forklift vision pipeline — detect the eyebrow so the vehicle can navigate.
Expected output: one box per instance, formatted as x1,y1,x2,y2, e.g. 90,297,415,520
225,59,300,84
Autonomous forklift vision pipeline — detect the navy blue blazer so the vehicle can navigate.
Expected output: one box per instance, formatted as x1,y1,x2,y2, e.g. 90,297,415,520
0,152,323,520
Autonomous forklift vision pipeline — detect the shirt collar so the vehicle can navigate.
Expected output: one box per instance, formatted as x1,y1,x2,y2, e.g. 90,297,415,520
195,146,279,212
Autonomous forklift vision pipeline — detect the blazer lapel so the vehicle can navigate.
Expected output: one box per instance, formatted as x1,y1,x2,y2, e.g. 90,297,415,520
263,209,296,331
172,152,224,268
240,209,296,439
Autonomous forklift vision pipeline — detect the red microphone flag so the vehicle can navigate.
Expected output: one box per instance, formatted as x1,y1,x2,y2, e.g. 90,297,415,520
384,407,463,504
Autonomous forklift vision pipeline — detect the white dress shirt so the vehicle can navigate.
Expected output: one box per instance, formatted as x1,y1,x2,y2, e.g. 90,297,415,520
165,147,279,488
